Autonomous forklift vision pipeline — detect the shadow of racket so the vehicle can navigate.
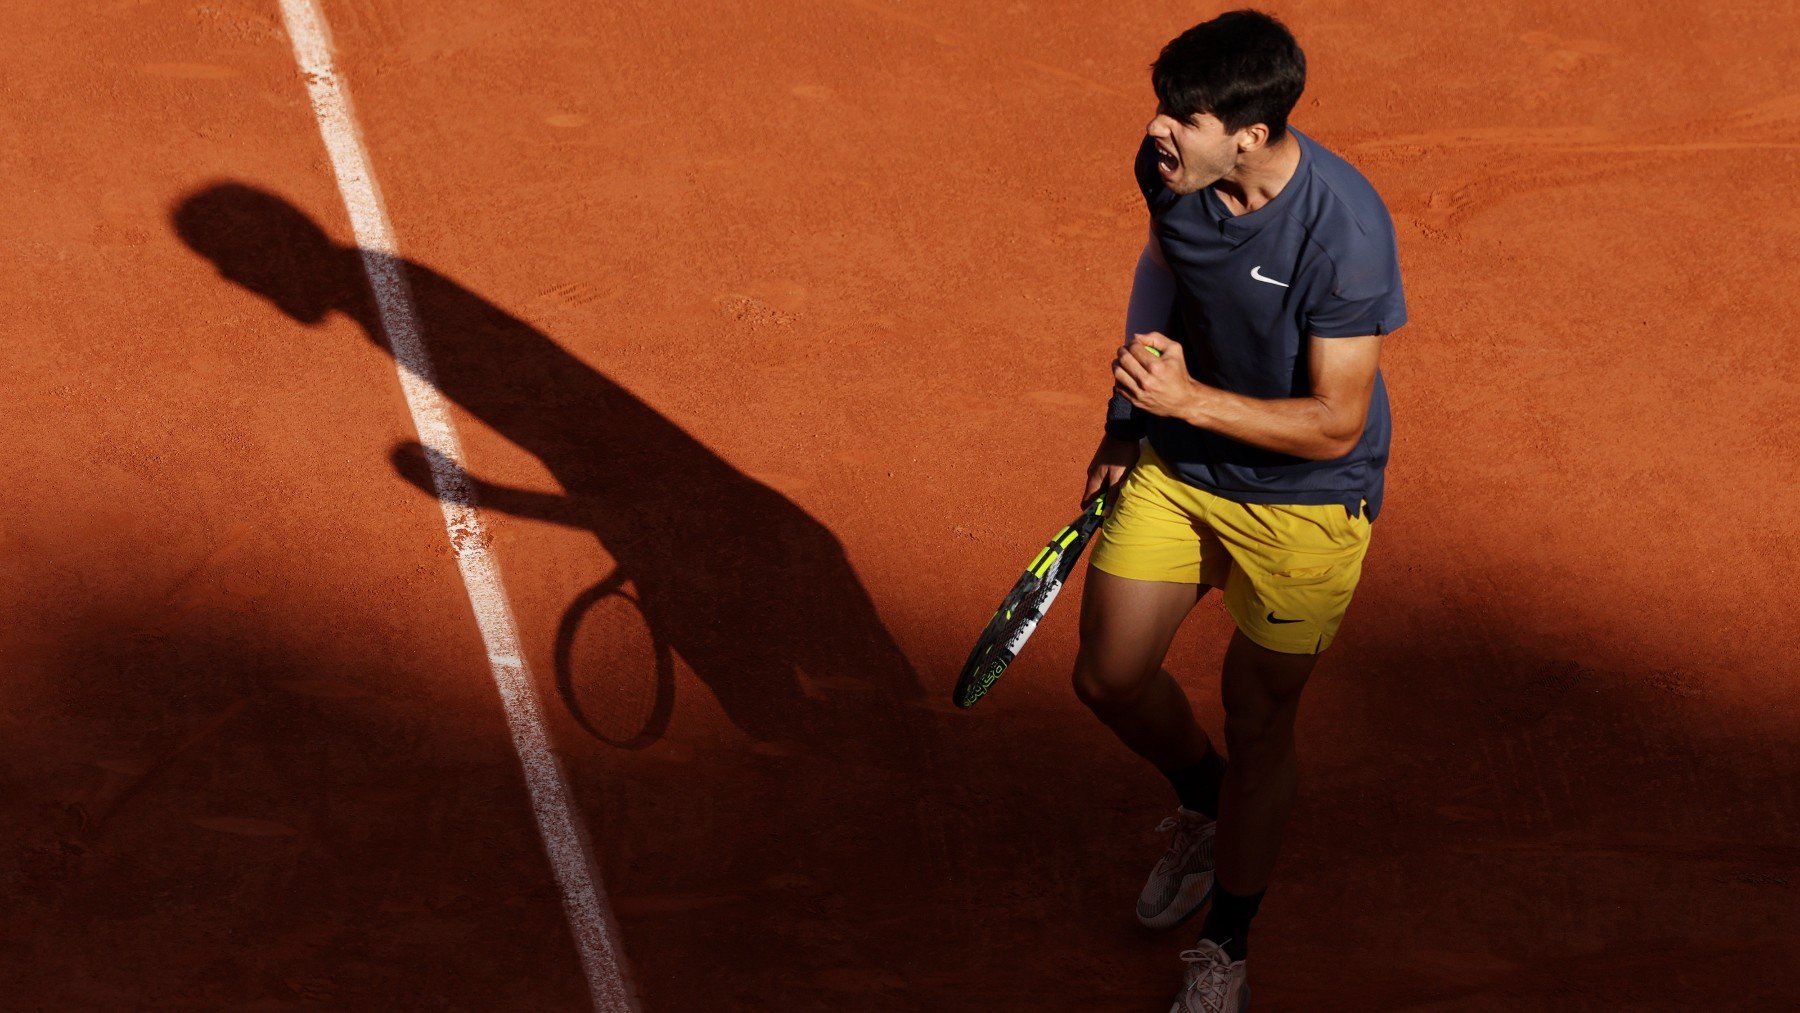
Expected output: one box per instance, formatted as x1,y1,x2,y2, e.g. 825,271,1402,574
553,568,676,749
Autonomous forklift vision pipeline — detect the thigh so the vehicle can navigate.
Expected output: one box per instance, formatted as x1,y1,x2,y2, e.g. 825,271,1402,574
1220,628,1319,728
1075,566,1209,696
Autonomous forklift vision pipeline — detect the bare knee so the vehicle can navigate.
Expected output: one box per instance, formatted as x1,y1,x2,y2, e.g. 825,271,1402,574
1223,697,1300,767
1220,633,1315,764
1071,647,1156,712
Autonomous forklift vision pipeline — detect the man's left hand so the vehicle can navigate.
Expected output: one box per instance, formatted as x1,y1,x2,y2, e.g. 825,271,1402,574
1113,331,1206,420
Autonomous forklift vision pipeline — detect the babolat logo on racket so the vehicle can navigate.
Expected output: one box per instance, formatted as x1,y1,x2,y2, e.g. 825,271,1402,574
959,656,1011,706
952,491,1111,709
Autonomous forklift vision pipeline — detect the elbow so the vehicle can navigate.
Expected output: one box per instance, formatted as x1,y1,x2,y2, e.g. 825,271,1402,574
1304,398,1365,460
1306,428,1363,461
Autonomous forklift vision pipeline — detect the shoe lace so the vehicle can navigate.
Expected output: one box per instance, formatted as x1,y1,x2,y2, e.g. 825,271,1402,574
1154,813,1213,872
1178,941,1233,1012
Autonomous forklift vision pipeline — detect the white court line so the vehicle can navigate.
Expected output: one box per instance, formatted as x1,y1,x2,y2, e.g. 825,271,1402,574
274,2,637,1009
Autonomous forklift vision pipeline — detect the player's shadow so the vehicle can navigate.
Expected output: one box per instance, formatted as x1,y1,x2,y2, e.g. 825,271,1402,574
171,181,921,747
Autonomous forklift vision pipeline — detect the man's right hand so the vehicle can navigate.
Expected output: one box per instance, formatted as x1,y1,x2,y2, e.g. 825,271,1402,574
1082,436,1141,507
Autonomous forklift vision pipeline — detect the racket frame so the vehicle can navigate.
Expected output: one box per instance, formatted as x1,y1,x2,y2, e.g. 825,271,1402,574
952,490,1112,708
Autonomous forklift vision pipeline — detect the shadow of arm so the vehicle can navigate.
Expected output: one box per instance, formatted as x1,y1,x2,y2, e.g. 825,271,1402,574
389,441,588,528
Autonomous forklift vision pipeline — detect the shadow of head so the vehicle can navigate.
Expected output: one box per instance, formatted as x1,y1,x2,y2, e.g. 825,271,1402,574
172,182,359,326
169,179,929,747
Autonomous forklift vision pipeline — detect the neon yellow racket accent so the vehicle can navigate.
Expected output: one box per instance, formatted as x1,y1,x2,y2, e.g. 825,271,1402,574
953,489,1112,709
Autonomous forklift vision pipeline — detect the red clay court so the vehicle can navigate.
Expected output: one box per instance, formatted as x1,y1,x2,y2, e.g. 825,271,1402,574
5,1,1798,1009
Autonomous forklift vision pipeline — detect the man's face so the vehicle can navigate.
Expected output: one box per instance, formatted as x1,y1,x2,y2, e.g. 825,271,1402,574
1146,106,1242,196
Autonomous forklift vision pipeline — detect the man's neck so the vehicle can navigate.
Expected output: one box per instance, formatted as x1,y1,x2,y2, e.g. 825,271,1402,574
1212,133,1301,216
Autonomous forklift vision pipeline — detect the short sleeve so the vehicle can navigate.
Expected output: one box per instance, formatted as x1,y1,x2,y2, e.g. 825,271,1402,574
1305,232,1407,338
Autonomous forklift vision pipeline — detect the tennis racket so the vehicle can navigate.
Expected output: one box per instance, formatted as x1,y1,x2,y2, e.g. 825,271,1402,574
952,488,1113,708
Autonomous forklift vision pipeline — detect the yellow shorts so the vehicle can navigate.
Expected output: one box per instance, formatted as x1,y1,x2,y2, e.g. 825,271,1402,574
1088,444,1373,654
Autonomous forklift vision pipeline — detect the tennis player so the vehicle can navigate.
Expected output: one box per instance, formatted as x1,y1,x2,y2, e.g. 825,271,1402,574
1073,11,1406,1011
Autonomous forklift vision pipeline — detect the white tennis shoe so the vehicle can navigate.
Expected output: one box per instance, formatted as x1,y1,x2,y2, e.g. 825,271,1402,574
1137,807,1216,929
1170,939,1249,1012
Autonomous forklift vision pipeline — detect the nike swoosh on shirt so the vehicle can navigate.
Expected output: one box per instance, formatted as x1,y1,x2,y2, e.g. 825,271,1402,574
1250,266,1290,288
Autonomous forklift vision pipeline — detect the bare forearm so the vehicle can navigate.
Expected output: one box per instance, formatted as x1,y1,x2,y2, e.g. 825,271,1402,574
1114,331,1380,460
1180,385,1359,461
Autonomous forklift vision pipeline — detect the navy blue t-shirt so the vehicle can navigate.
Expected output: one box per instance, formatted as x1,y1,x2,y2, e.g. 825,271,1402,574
1105,127,1406,520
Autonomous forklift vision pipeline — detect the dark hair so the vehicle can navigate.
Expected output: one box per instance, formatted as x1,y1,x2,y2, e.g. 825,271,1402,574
1152,9,1305,143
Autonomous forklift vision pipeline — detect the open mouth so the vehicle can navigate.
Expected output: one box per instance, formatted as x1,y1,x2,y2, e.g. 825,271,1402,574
1155,145,1179,176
